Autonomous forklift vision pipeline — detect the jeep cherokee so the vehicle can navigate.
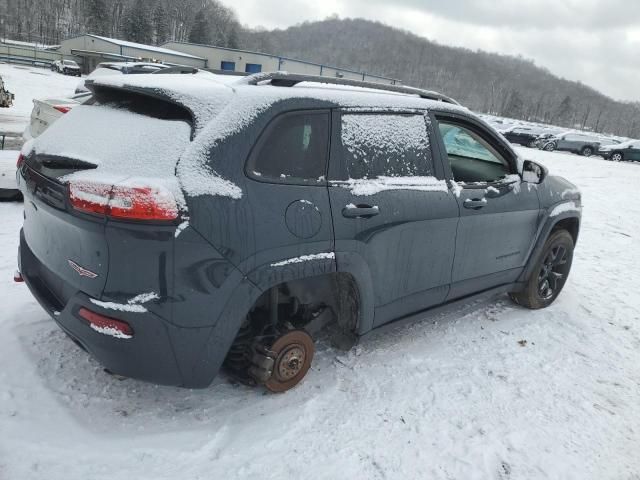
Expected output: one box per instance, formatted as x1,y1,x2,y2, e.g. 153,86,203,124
16,72,582,392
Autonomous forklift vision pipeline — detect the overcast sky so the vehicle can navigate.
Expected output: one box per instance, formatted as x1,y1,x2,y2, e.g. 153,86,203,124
219,0,640,102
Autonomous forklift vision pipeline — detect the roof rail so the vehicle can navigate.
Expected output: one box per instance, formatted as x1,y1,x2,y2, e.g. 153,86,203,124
241,72,460,105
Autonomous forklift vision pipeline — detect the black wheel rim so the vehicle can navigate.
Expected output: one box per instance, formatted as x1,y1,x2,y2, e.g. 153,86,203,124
537,245,570,300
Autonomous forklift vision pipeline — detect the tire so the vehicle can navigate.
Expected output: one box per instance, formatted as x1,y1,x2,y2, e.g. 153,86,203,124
543,142,556,152
581,146,594,157
509,229,574,309
611,152,624,162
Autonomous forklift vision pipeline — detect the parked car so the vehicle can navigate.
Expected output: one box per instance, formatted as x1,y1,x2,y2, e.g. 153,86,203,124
0,151,21,200
0,75,15,108
75,62,169,93
27,93,92,139
16,73,581,392
501,127,545,147
540,132,601,156
599,139,640,162
52,60,81,77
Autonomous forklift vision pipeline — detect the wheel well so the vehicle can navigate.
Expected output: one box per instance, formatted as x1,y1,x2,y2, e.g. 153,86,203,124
552,217,579,244
247,272,360,341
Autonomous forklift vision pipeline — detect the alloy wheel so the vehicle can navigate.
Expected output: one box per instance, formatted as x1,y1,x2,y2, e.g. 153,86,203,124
537,245,570,300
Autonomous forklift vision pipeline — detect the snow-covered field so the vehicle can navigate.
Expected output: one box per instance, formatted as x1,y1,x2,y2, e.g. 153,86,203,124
0,62,79,135
0,147,639,480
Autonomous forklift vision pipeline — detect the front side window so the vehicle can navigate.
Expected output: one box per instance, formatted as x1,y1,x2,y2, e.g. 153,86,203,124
247,111,329,183
340,113,433,179
438,121,511,183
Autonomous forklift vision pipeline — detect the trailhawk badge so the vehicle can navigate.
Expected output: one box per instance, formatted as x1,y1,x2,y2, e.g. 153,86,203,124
68,260,98,279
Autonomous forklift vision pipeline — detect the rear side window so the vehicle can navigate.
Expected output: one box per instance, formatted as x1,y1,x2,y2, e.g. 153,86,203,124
339,113,433,179
247,111,329,184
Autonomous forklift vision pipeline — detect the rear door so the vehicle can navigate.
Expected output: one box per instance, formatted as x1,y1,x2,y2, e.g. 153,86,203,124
630,142,640,161
433,113,541,299
328,109,459,327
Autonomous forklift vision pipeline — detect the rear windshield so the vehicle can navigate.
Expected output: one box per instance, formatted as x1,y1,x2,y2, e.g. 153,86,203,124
32,102,191,183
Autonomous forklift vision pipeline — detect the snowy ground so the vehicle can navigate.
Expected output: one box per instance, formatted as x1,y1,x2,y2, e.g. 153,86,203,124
0,147,639,480
0,62,79,140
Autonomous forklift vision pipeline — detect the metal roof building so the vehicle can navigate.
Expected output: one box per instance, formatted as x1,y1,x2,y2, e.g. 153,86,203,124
59,35,207,73
162,41,399,85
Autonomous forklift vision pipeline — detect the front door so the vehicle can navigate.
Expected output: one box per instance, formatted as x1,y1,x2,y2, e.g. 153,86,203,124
328,110,459,327
434,114,541,300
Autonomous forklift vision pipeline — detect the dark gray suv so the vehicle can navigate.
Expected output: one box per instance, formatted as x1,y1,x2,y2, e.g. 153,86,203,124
16,73,582,392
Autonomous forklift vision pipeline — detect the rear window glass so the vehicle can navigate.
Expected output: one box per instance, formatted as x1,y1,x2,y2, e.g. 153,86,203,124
247,111,329,183
32,104,191,180
340,113,433,179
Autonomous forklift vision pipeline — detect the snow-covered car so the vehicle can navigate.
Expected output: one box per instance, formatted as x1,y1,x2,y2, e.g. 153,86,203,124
52,60,82,77
16,72,582,392
539,132,601,157
0,150,21,200
599,139,640,162
28,93,91,139
501,127,547,148
75,62,169,94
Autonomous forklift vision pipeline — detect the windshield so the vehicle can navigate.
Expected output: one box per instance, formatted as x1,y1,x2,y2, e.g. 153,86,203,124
64,60,78,66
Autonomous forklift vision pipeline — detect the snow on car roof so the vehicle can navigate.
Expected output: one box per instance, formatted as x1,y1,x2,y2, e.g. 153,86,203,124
91,73,468,131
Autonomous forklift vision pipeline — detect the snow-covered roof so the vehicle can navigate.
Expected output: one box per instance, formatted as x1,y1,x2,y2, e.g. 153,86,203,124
90,73,468,132
84,35,205,60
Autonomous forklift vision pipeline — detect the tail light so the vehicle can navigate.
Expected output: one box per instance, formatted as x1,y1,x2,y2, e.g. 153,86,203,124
69,180,178,221
17,153,24,168
53,105,72,114
78,307,133,339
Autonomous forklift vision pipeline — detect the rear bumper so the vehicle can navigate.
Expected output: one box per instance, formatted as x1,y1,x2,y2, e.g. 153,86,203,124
19,230,207,387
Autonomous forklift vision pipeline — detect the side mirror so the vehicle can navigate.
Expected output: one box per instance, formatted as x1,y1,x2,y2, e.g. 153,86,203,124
628,145,634,149
522,160,547,184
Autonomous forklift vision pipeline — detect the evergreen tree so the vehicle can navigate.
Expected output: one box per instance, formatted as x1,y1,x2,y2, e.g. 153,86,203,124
121,0,152,45
153,4,169,45
189,9,209,44
226,25,239,49
85,0,109,35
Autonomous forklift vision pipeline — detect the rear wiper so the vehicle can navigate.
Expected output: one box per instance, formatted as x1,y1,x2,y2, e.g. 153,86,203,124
36,155,97,170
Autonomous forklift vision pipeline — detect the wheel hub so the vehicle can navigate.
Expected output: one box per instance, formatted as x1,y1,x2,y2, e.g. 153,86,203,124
276,345,306,381
263,330,315,393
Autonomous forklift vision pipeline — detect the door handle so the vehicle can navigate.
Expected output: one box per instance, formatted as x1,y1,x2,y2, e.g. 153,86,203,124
342,204,380,218
463,198,487,210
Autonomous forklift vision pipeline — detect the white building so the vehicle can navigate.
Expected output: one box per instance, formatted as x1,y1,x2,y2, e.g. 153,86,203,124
162,41,399,85
59,34,206,73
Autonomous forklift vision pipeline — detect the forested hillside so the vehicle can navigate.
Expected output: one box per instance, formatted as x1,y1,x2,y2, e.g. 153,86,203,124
0,0,241,49
1,2,638,137
243,18,640,137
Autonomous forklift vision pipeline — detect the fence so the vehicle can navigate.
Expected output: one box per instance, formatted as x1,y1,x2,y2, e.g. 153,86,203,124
0,43,67,68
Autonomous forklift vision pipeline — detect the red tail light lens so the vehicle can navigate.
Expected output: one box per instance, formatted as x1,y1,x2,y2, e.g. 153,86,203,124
17,153,24,168
78,307,134,339
69,181,178,221
53,105,72,114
